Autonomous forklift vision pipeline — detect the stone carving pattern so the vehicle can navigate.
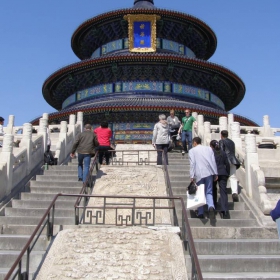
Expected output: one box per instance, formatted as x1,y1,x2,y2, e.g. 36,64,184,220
35,227,187,280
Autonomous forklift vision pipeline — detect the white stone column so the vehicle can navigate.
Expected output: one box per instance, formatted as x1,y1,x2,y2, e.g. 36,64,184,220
77,112,84,133
192,112,198,137
263,115,273,137
203,121,211,145
6,115,15,134
42,113,49,120
59,121,68,160
22,123,33,173
228,113,234,138
37,118,48,152
245,134,258,197
197,115,204,140
231,122,242,149
68,114,76,142
0,134,14,195
219,116,228,133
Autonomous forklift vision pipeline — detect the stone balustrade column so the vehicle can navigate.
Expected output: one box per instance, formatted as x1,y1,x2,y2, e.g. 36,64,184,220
59,121,68,161
231,122,242,149
22,123,33,173
77,112,84,133
263,115,273,137
219,116,228,133
197,115,204,140
38,118,48,152
0,134,14,196
228,113,234,138
42,113,49,120
203,121,211,145
245,134,258,197
6,115,15,134
68,114,76,136
192,112,198,137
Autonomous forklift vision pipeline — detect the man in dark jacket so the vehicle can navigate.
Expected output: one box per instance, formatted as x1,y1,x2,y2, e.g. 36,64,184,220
219,130,241,202
70,124,99,182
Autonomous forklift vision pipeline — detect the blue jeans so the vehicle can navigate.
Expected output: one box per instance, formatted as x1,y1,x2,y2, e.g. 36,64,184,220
78,154,91,182
197,175,215,215
181,130,192,152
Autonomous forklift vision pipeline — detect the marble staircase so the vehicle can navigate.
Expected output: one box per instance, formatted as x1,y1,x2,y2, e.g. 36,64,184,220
168,151,280,279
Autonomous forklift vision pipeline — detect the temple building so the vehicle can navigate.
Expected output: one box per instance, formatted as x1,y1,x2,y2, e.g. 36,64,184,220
35,0,258,143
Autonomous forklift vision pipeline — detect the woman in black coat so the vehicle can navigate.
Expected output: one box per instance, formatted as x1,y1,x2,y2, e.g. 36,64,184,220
210,140,230,219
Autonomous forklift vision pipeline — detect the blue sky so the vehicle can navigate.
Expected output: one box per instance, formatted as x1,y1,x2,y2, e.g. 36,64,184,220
0,0,279,127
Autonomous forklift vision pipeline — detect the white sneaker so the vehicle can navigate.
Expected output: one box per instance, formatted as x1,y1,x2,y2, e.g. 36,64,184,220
182,151,185,155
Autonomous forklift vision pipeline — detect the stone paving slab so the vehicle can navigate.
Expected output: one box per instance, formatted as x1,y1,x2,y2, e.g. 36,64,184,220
35,227,187,280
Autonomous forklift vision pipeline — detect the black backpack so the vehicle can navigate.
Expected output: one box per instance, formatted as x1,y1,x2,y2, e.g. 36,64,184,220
44,150,56,165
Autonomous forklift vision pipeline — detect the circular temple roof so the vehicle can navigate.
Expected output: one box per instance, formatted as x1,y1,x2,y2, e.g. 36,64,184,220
71,6,217,60
42,53,245,112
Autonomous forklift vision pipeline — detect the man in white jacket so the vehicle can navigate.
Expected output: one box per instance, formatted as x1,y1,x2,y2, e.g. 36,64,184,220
189,137,218,219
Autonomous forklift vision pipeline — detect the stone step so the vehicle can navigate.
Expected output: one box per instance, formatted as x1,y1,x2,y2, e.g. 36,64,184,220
194,239,280,255
44,170,79,176
20,193,77,202
177,210,254,220
45,165,77,171
190,227,278,239
0,235,48,251
36,175,79,182
30,186,82,194
0,216,75,225
174,201,247,211
30,181,82,189
1,225,57,235
172,188,235,198
4,207,74,218
168,166,190,171
168,159,190,164
195,255,280,272
12,199,75,209
0,250,45,268
188,218,258,227
202,272,280,279
0,268,36,280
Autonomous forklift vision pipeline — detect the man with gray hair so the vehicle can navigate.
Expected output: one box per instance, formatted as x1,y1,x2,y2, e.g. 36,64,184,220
70,124,99,182
152,114,170,165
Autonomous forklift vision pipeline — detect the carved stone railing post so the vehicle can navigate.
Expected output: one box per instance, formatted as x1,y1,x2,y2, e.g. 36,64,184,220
42,113,49,120
228,113,234,139
6,115,15,134
263,115,273,137
0,134,14,195
203,121,211,145
37,118,48,152
231,122,242,149
219,116,228,133
21,123,33,173
192,112,198,137
59,121,68,161
197,115,204,140
68,114,76,136
77,112,84,133
245,134,258,197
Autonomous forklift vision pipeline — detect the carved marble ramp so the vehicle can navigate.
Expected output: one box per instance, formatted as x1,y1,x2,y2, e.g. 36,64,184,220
35,227,187,279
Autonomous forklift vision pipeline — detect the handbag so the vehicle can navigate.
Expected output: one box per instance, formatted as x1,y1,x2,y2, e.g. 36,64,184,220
187,181,197,195
186,184,206,210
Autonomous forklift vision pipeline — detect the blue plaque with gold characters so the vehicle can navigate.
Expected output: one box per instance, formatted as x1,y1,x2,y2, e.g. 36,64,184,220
124,14,160,53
